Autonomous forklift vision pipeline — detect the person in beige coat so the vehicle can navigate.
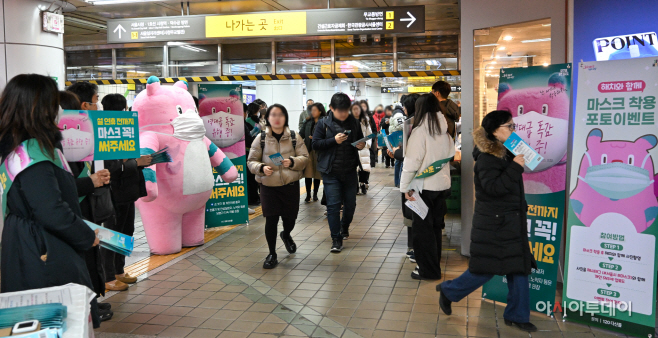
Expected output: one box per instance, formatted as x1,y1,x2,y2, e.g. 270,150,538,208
247,104,309,269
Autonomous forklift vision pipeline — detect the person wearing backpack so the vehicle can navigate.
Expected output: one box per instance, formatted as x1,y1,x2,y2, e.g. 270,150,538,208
247,104,309,269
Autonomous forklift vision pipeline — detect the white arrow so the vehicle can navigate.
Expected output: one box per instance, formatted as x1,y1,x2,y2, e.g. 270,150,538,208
113,24,126,39
400,12,416,28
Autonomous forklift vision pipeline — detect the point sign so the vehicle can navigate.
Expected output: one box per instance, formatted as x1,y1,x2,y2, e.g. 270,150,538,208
113,24,126,39
401,12,416,28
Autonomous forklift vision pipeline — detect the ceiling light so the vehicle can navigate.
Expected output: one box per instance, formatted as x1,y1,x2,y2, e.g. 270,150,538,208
542,24,552,27
474,43,498,47
498,46,506,51
543,63,549,66
503,36,513,41
180,45,207,52
65,16,107,30
521,38,551,43
490,61,497,64
494,55,500,59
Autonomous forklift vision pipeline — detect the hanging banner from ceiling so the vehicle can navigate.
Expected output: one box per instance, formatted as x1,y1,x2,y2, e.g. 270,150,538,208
563,57,658,337
481,63,572,316
106,6,425,43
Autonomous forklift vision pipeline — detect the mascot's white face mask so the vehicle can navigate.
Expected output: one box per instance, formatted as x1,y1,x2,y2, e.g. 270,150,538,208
60,124,94,161
513,111,568,172
201,106,244,148
142,105,206,142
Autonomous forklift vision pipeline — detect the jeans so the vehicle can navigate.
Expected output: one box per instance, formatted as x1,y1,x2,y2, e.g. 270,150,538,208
394,159,403,187
441,270,530,323
322,170,358,240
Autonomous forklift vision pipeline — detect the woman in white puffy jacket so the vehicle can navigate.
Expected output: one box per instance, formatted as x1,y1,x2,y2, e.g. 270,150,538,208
350,103,372,194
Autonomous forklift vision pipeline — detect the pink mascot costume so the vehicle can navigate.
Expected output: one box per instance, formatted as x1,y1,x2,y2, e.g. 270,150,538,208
497,73,570,194
570,129,658,233
134,76,238,255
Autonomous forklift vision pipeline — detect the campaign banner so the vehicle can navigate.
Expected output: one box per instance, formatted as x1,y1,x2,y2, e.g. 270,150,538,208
198,84,249,227
563,58,658,337
59,110,140,161
482,64,572,315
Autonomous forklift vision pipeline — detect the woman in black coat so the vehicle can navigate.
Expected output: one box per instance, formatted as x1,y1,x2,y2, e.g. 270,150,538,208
0,75,100,323
436,110,538,333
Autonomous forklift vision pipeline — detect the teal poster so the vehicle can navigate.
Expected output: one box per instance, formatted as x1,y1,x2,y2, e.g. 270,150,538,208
563,58,658,337
482,63,572,315
59,110,140,161
198,84,249,227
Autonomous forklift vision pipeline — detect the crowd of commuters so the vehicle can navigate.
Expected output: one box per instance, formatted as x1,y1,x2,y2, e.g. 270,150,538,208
0,75,538,333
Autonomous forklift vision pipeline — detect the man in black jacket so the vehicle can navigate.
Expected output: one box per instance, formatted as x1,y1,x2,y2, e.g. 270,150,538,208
312,93,365,252
431,81,461,139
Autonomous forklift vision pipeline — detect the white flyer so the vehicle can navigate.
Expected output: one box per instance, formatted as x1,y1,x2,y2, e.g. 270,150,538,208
405,196,428,220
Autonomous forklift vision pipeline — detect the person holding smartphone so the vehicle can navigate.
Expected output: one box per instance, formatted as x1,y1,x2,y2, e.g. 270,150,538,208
436,110,537,333
312,93,365,252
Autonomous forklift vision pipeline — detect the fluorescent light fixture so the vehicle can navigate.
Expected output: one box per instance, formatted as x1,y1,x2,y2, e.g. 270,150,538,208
474,43,498,47
521,38,551,43
503,36,513,41
67,67,81,70
280,58,330,62
497,46,506,51
543,63,549,66
180,45,207,53
494,55,500,59
542,24,552,27
490,61,497,64
65,16,107,30
83,0,161,4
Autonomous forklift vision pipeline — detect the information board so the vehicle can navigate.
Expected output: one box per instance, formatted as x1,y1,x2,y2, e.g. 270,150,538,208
107,6,424,43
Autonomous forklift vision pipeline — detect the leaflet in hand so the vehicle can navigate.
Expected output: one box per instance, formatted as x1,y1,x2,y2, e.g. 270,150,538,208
269,153,284,166
503,132,544,171
405,196,429,220
351,133,376,147
388,130,403,148
380,130,393,151
249,124,261,137
85,220,134,256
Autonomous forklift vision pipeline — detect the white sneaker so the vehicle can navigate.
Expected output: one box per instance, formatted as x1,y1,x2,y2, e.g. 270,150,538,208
248,208,256,215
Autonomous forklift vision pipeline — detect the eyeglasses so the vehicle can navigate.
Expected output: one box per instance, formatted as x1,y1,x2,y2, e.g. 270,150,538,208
501,123,516,131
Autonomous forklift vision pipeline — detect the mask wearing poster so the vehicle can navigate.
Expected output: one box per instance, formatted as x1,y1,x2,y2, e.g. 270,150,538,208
59,110,140,161
482,64,572,316
198,85,248,227
563,58,658,337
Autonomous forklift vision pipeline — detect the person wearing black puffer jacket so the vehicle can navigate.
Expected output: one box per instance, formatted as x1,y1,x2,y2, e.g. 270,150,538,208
436,110,538,333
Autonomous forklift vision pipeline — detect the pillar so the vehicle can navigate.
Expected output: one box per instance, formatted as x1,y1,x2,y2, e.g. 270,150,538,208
0,0,65,89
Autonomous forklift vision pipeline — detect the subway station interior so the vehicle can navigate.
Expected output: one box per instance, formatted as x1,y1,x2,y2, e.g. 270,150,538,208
0,0,657,337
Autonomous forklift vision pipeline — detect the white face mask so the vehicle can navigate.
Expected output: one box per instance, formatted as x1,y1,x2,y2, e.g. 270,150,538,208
171,108,206,141
201,107,244,148
56,106,64,124
94,101,103,111
513,111,568,172
578,152,654,200
60,128,94,161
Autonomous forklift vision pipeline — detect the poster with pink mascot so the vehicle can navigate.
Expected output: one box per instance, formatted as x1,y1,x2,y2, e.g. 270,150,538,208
133,77,238,255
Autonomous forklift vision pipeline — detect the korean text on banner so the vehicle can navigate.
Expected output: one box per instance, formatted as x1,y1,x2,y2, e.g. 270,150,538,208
482,63,572,316
58,110,140,161
198,84,249,227
563,58,658,338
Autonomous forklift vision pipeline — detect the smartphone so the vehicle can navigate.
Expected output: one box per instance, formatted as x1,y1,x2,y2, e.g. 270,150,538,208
343,130,352,135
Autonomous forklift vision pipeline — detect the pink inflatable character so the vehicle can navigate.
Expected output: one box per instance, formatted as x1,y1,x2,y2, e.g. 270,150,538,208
58,112,94,162
134,77,238,255
198,95,245,159
497,73,570,194
570,129,658,233
5,145,32,181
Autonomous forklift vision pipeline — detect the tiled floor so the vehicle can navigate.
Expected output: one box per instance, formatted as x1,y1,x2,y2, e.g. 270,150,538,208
95,166,631,338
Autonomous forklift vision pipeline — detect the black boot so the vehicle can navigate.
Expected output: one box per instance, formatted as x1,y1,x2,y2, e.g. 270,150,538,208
504,319,538,332
436,283,452,315
304,195,312,203
313,192,319,201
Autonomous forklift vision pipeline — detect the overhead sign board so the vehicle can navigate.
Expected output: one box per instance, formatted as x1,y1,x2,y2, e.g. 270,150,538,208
381,87,406,93
107,6,424,43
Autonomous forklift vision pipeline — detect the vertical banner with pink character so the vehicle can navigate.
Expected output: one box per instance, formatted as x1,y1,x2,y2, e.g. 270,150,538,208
482,64,572,315
563,58,658,337
198,84,249,227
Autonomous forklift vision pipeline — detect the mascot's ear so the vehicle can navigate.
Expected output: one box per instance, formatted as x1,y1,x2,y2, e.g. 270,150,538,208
146,76,161,96
174,80,188,90
198,93,206,104
498,83,512,99
586,129,602,150
548,73,567,89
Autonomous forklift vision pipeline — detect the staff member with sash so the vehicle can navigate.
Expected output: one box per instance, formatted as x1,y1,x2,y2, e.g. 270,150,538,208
0,74,101,324
400,94,454,280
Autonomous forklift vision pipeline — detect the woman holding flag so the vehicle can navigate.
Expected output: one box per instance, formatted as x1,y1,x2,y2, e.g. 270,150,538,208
399,93,454,280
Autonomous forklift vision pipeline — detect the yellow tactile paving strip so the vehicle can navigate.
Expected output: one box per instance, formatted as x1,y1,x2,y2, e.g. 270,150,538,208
122,206,263,279
120,183,317,280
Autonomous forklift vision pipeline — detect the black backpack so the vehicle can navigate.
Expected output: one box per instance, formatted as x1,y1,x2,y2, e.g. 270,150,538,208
261,130,296,150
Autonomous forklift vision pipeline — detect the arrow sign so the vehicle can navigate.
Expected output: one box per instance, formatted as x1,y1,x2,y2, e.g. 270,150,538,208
400,11,416,28
113,24,126,39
